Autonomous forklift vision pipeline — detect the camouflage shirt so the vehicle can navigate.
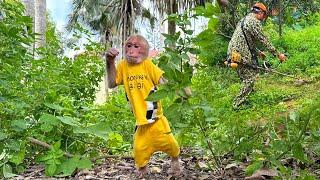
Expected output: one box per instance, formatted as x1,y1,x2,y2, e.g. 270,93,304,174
227,13,278,65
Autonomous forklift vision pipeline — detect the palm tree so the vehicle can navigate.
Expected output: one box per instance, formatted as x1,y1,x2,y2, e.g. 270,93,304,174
67,0,154,47
149,0,214,35
22,0,35,32
22,0,46,49
35,0,46,48
22,0,46,51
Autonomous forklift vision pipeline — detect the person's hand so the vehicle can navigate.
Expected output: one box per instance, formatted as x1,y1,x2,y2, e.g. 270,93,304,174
278,53,286,63
106,48,119,63
258,51,266,59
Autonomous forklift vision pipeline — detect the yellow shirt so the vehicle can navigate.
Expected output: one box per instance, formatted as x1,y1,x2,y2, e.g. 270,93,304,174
116,59,164,126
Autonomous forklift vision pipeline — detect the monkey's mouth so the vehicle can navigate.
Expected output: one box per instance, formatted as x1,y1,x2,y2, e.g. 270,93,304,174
127,56,139,59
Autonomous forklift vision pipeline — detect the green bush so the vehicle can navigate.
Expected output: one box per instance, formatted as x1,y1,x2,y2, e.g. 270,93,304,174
275,24,320,76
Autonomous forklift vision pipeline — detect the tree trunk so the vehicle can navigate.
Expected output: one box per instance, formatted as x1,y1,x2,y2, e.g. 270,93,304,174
278,0,282,37
35,0,46,48
22,0,35,32
166,0,177,35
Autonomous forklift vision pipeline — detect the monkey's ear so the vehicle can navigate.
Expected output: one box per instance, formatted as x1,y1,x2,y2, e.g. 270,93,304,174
148,49,159,58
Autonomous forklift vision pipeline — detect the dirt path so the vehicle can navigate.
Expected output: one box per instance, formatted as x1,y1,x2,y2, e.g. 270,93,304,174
16,150,247,180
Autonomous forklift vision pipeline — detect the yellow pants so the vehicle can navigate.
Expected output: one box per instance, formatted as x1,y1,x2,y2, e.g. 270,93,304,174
133,116,180,168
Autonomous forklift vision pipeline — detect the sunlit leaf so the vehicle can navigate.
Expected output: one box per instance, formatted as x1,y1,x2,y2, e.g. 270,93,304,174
44,103,64,111
3,164,17,178
57,116,81,127
39,114,60,132
45,164,57,176
245,161,263,175
208,18,219,31
52,141,61,151
10,149,25,165
58,156,79,176
11,119,27,132
77,157,93,169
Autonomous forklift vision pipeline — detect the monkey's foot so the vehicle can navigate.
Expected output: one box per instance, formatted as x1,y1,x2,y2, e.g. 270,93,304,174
135,166,148,179
169,157,182,177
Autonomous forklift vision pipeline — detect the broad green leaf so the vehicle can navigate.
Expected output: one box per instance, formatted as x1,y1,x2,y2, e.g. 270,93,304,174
208,18,219,31
57,116,81,127
11,119,28,132
40,123,54,132
74,123,109,140
3,164,17,178
44,102,64,111
52,141,61,151
77,158,93,169
245,161,263,175
107,132,124,148
38,154,54,162
39,114,60,125
6,139,20,151
0,131,7,141
39,114,60,132
292,143,305,162
58,157,78,176
205,3,219,17
10,149,25,165
146,89,170,101
45,164,57,176
180,53,189,61
164,104,180,121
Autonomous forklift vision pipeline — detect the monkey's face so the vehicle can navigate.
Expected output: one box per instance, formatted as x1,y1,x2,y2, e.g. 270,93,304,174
125,38,148,64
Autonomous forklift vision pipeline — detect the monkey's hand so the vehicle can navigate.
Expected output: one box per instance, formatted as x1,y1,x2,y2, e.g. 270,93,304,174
183,87,192,97
258,50,266,59
106,48,119,62
176,87,192,101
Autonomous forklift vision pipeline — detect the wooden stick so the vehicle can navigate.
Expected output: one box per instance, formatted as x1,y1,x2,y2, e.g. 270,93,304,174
28,137,73,158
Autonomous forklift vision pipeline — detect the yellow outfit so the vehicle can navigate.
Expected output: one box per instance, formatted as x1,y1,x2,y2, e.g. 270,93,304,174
116,59,180,167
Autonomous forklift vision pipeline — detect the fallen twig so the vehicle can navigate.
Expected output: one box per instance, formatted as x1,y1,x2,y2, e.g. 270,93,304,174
28,137,73,158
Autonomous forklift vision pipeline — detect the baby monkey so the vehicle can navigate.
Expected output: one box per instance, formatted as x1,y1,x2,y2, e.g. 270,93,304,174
106,35,181,178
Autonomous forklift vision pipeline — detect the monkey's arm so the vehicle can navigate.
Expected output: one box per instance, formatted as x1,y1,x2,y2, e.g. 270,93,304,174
106,48,119,88
158,77,168,85
106,59,117,88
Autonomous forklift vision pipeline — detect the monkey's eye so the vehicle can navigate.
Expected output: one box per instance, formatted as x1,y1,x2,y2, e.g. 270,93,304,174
134,45,139,48
127,44,132,48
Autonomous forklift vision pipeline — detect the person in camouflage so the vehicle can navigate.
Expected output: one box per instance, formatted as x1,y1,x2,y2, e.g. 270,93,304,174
227,2,286,109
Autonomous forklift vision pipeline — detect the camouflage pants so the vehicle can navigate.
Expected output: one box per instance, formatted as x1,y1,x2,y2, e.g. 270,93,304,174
233,65,258,109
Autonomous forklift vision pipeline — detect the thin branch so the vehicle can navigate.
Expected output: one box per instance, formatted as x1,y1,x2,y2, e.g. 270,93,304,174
28,137,74,158
216,31,232,39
